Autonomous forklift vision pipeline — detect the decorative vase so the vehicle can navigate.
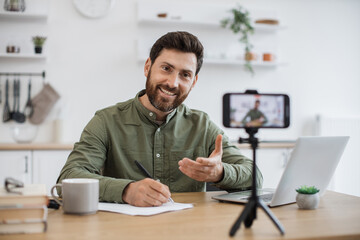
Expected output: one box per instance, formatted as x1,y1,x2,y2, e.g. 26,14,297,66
245,52,257,61
296,192,320,210
34,46,42,54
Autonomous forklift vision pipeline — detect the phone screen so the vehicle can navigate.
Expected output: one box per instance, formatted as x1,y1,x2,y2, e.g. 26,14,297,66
223,93,290,128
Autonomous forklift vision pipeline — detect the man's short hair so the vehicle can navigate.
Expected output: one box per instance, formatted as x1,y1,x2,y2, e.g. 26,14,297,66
149,31,204,75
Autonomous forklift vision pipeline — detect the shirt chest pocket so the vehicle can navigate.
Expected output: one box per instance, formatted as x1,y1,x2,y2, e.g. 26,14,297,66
168,147,207,192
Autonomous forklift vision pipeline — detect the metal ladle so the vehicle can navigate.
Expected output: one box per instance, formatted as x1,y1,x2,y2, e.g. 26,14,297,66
10,78,16,120
0,77,2,104
2,79,11,122
23,78,33,118
12,79,26,123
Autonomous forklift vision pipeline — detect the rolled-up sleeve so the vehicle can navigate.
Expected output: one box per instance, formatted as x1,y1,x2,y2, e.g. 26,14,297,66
56,112,134,203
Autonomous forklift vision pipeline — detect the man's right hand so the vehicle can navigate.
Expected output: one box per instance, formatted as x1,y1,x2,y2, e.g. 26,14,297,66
122,178,171,207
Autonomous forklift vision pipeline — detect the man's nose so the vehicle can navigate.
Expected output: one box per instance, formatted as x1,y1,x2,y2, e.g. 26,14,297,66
167,73,180,88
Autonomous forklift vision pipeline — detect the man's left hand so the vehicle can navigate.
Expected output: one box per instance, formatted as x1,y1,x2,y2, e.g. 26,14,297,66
178,134,224,183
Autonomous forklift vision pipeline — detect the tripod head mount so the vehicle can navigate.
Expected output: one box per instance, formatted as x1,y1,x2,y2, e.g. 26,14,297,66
238,127,259,149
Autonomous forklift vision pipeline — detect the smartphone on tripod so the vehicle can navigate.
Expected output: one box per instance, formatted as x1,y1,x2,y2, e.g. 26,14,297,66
222,91,290,236
223,92,290,129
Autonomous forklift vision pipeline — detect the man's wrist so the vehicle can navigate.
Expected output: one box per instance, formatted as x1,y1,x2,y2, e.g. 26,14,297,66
213,164,224,183
122,182,133,203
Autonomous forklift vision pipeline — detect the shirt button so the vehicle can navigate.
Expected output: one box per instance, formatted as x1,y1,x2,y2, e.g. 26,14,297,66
157,128,160,132
149,112,153,117
156,153,160,158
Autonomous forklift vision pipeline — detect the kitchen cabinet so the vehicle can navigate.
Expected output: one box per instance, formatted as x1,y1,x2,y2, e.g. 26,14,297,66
137,0,286,68
0,150,32,185
32,150,71,196
0,145,72,196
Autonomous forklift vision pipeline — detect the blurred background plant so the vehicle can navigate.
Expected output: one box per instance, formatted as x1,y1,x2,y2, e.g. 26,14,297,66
221,5,254,74
32,36,47,47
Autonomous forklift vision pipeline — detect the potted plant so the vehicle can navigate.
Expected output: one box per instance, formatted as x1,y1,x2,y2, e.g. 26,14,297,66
32,36,47,54
221,5,255,74
295,185,320,210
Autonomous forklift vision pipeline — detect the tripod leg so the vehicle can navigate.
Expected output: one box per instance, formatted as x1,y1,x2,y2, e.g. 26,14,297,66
258,200,285,235
229,200,256,237
244,205,256,228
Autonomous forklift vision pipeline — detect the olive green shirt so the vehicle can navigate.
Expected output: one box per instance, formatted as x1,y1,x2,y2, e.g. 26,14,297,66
57,90,263,203
242,109,268,125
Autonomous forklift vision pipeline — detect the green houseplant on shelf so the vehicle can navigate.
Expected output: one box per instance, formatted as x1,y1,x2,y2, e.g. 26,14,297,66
295,185,320,210
221,5,255,74
32,36,47,54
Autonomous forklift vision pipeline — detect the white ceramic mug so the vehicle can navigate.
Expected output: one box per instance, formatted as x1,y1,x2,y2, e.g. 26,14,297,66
51,178,99,215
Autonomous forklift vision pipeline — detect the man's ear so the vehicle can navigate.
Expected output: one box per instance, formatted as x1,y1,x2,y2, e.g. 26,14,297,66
191,75,199,90
144,58,151,77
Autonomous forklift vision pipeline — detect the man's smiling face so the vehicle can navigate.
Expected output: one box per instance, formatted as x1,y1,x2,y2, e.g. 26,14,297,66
144,48,198,113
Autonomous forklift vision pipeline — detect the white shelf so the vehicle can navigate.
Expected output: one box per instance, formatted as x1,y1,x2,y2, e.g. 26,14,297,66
204,58,285,67
138,18,285,31
137,55,284,67
0,0,49,20
0,11,48,20
137,0,287,69
137,0,286,31
0,53,47,60
253,23,286,31
138,17,219,28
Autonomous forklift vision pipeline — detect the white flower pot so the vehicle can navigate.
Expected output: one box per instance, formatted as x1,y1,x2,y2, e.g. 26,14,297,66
296,193,320,210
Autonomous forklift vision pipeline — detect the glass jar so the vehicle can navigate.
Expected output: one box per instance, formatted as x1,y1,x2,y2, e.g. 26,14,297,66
4,0,26,12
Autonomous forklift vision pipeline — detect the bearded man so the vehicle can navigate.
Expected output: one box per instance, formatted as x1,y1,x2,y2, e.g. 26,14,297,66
57,31,263,207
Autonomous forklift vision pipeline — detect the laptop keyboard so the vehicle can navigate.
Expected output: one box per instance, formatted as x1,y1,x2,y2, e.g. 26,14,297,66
259,193,274,203
241,193,274,203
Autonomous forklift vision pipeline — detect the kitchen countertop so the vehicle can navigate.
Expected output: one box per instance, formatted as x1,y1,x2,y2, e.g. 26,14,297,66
0,143,74,151
236,141,295,149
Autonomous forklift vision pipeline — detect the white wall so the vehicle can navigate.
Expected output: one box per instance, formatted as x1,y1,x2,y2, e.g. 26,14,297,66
0,0,359,143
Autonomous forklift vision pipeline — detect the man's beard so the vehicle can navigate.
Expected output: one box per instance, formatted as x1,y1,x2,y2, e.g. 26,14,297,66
145,69,191,112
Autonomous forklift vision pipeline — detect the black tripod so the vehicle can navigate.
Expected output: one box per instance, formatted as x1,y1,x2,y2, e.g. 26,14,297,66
229,127,285,236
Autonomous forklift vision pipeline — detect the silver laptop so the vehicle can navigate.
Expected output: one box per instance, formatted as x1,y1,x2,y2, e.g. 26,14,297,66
212,136,349,207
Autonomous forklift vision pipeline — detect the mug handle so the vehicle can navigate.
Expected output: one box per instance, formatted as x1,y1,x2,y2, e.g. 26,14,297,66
51,184,63,206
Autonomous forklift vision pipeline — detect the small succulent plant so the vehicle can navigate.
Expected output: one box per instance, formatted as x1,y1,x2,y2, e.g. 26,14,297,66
32,36,47,47
296,185,320,194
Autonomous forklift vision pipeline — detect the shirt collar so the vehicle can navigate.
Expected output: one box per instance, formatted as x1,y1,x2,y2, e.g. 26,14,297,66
134,90,178,125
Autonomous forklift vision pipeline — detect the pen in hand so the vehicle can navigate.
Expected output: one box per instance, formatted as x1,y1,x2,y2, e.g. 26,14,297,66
134,160,174,203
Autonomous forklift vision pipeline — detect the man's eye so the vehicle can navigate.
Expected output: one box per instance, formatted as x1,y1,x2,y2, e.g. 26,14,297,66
182,73,191,79
162,66,170,71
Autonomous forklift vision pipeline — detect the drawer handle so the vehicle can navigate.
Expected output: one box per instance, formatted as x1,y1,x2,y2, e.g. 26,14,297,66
24,156,28,173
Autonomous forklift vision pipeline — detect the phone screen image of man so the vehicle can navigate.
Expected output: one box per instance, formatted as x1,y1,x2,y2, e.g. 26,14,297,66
229,95,285,128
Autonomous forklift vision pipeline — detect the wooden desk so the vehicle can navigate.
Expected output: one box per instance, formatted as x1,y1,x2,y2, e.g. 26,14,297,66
2,191,360,240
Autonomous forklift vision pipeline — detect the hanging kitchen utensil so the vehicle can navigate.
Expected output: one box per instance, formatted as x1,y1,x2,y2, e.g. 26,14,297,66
10,78,16,120
13,79,26,123
29,83,60,125
23,77,33,118
3,79,11,122
0,77,2,104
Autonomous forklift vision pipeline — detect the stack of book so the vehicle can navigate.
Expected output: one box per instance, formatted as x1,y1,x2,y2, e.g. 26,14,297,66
0,184,49,234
